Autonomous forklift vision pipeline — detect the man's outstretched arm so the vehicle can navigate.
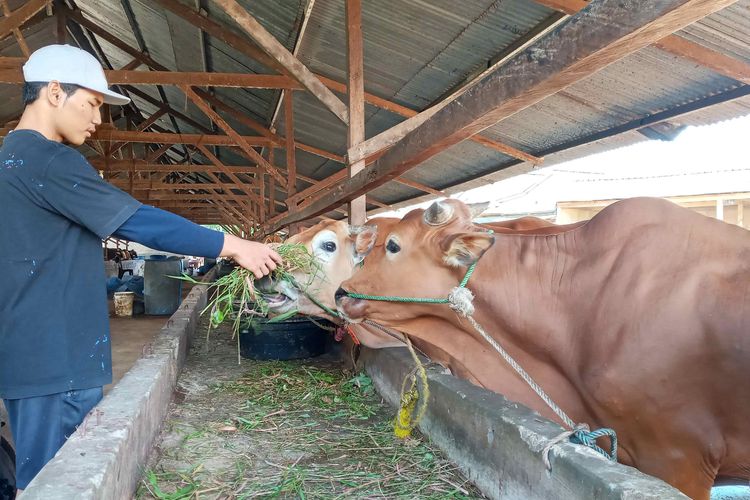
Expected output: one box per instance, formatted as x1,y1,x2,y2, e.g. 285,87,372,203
113,205,281,278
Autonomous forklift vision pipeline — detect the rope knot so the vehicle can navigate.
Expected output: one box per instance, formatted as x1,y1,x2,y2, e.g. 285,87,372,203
448,286,475,316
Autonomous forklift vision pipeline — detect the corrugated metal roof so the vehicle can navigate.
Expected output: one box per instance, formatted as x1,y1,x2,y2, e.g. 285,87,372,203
2,0,749,223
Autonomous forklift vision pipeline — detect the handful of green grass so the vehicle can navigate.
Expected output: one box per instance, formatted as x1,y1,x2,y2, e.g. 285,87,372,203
178,243,322,339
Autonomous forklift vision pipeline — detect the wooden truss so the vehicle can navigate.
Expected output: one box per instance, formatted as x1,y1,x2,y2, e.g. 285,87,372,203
0,0,746,233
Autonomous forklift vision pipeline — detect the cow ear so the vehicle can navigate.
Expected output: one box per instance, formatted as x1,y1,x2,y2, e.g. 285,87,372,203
441,232,494,267
350,224,378,263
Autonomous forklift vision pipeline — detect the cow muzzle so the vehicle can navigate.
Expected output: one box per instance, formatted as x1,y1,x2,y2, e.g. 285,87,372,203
335,287,366,322
257,277,299,314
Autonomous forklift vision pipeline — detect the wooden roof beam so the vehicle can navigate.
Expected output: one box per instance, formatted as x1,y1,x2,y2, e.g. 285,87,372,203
213,0,348,124
196,90,344,163
394,177,446,197
534,0,750,84
83,129,273,147
152,0,283,73
110,181,257,190
532,0,587,15
265,0,739,232
148,0,534,165
0,65,300,88
1,0,30,57
0,0,49,41
181,85,285,184
92,160,262,174
654,35,750,84
106,70,298,88
194,143,261,207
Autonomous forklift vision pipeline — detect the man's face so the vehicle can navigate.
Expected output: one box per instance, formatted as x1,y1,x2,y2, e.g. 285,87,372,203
50,83,103,146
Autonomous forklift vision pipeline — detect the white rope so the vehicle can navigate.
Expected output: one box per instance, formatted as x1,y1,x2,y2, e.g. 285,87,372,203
447,286,592,468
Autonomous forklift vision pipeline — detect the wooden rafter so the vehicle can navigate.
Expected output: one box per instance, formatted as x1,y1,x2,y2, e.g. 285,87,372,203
535,0,750,85
194,89,343,162
181,85,285,184
0,0,48,40
146,0,540,167
194,143,261,207
533,0,587,15
394,177,446,197
654,35,750,84
93,160,261,174
0,0,30,57
110,181,256,190
0,66,301,88
213,0,349,124
265,0,740,232
152,0,283,73
107,106,168,156
81,129,273,147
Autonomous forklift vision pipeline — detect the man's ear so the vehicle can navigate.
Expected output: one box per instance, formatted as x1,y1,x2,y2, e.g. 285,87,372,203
350,225,377,263
441,232,495,267
45,81,62,106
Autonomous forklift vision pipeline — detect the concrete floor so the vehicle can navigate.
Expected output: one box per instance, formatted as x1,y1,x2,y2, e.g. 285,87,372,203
107,315,166,394
106,283,195,394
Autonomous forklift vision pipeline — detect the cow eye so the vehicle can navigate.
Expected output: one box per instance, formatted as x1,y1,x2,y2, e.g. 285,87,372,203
386,239,401,253
322,241,337,252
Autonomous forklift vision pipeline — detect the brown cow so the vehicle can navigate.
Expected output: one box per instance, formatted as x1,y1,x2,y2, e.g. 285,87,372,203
256,208,568,350
335,197,750,499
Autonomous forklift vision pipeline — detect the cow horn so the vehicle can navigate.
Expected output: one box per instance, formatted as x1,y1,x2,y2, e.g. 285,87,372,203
468,201,490,219
424,200,454,226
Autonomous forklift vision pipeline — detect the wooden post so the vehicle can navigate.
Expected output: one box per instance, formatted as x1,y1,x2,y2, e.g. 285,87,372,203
715,199,724,221
285,92,298,234
56,1,66,44
259,170,266,223
127,119,135,194
346,0,366,226
269,148,276,217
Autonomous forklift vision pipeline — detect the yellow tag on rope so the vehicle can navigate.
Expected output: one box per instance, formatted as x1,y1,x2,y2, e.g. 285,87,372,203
393,334,430,439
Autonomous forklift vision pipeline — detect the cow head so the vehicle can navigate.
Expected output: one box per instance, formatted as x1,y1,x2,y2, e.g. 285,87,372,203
256,219,381,317
336,199,495,324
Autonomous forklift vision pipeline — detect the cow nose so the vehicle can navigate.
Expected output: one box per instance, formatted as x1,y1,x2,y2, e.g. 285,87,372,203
334,287,349,302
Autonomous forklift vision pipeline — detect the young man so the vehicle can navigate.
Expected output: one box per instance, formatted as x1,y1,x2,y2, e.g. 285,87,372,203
0,44,282,494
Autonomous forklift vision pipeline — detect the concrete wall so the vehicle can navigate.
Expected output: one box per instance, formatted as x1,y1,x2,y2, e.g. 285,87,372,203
361,347,688,500
21,275,214,499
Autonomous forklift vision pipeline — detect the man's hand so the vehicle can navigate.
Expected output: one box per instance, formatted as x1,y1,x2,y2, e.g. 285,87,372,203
220,234,283,278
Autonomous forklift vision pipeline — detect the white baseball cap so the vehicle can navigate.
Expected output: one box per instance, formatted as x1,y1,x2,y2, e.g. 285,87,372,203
23,44,130,105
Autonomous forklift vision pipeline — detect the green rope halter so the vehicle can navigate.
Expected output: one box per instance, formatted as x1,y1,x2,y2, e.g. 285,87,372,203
345,261,477,304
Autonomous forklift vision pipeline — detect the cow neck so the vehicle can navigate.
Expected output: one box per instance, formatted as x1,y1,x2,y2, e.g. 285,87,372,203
467,231,581,366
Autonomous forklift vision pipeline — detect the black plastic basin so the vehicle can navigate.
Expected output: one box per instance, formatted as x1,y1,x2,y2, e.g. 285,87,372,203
238,316,332,360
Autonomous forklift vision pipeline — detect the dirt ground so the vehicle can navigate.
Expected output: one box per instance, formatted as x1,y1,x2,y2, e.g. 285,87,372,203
137,317,485,499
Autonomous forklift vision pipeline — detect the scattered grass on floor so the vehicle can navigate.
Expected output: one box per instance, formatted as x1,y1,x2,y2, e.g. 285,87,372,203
137,355,484,499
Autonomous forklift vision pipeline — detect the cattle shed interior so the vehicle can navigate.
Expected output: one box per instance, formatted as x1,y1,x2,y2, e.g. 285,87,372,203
3,1,750,499
0,0,749,235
